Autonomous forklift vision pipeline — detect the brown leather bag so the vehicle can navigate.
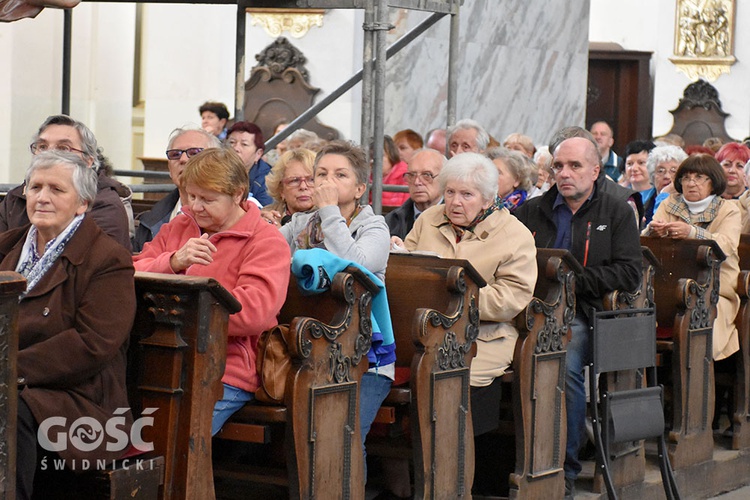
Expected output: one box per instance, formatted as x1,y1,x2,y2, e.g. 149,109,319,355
255,324,291,404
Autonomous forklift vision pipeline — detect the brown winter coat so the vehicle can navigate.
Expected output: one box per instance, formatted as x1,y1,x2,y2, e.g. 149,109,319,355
0,216,136,465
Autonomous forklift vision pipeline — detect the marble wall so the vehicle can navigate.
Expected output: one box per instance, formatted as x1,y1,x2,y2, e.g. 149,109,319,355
384,0,592,148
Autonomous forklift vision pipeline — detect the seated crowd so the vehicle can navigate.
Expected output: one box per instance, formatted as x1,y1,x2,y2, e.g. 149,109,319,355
8,109,750,500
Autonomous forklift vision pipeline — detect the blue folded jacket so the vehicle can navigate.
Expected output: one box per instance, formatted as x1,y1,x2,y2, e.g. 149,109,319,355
291,248,396,368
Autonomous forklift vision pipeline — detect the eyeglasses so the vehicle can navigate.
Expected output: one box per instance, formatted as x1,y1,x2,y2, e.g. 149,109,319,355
402,171,437,183
30,142,86,156
678,175,711,187
282,176,314,188
166,148,204,161
655,167,678,176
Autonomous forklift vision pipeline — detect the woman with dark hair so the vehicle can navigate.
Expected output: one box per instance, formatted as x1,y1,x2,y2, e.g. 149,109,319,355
226,121,273,205
381,135,409,207
715,142,750,200
643,154,741,361
622,140,656,226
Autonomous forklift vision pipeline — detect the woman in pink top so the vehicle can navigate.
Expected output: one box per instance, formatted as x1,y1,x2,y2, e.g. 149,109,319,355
133,148,290,435
381,135,410,207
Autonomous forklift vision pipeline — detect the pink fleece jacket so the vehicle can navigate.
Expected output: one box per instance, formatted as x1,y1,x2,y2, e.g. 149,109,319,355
133,201,290,393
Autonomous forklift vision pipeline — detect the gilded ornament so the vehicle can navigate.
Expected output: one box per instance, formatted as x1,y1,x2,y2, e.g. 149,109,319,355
247,8,325,39
670,0,735,82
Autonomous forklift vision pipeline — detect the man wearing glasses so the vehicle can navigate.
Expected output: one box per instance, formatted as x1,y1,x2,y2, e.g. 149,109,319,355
132,127,220,252
0,114,133,250
385,148,446,239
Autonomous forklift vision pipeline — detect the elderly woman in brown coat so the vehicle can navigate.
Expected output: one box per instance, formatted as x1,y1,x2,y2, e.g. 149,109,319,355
0,151,136,499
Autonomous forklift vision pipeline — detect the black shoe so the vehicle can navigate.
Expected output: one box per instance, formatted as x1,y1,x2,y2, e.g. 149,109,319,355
564,476,576,500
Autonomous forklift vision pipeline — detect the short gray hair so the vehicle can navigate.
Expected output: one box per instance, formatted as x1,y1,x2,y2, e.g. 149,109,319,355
647,145,688,183
448,119,490,152
486,147,534,192
25,151,98,209
32,115,101,171
167,126,221,149
438,152,498,203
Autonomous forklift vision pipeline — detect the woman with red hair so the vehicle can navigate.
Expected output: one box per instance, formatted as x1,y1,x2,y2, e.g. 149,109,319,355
716,142,750,200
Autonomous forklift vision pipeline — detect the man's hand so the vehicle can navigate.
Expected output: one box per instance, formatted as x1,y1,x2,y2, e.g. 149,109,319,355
169,233,217,272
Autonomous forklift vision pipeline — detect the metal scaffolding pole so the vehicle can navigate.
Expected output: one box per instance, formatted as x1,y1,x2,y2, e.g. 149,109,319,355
234,0,247,121
447,4,459,133
369,0,389,215
360,0,375,157
62,9,73,115
264,11,445,152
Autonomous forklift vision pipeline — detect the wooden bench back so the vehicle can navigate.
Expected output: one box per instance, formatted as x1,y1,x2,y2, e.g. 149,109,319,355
214,266,377,499
282,267,377,500
640,236,725,469
0,272,27,500
640,236,724,331
509,248,579,498
385,253,484,500
128,272,240,500
732,234,750,450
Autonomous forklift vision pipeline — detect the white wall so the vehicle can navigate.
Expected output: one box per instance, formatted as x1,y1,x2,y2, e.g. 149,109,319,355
590,0,750,141
0,5,364,184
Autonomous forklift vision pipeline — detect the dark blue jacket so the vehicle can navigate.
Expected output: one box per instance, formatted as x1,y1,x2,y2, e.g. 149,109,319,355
249,159,273,206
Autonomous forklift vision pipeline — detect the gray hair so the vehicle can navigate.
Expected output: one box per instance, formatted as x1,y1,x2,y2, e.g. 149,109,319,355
287,129,319,145
32,115,101,171
167,126,221,149
438,152,498,203
486,147,534,192
744,159,750,179
25,151,98,208
548,126,601,167
647,145,688,183
448,119,490,152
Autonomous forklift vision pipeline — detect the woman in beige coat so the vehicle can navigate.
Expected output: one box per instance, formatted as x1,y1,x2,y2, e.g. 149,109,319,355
393,152,537,434
643,154,741,360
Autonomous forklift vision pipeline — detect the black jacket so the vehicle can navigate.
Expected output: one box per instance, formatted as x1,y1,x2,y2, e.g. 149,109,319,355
132,188,180,253
514,183,642,319
384,199,417,239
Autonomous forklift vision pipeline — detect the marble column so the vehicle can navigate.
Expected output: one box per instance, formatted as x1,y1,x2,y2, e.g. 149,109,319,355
385,0,591,148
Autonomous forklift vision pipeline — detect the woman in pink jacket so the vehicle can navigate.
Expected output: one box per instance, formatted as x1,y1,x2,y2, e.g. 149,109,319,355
134,148,290,435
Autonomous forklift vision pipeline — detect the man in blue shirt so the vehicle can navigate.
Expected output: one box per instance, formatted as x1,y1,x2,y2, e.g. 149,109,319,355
514,137,642,500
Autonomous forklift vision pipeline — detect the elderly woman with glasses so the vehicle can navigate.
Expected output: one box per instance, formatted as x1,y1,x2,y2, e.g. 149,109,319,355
643,154,741,361
0,151,136,499
261,148,316,226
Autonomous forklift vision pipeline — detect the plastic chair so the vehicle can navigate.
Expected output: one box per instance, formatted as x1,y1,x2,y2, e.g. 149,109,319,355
589,307,680,500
